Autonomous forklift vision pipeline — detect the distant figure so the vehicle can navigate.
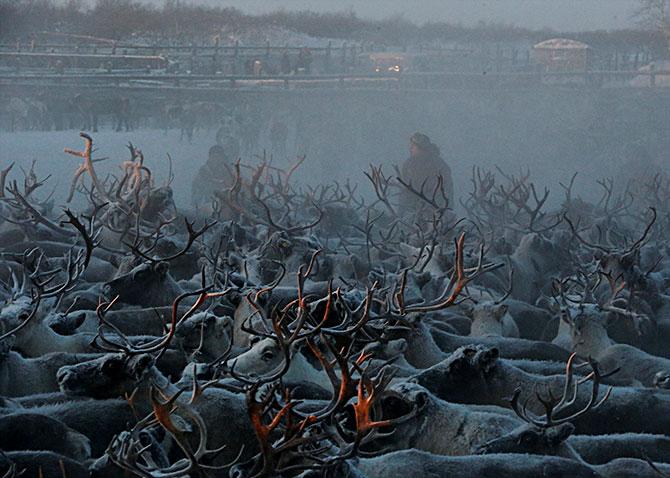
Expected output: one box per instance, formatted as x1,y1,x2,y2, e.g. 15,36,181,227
240,108,262,155
216,115,241,146
191,141,240,207
615,142,665,193
397,132,454,215
252,59,263,76
270,118,289,158
296,48,313,74
280,52,291,75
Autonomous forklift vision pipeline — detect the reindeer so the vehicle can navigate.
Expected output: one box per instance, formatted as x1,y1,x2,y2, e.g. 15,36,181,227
551,273,670,387
0,413,91,461
0,337,102,396
412,345,670,435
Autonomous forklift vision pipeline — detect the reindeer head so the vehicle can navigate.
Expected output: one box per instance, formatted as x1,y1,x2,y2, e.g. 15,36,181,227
475,420,575,457
476,354,616,459
57,353,156,399
653,371,670,390
103,261,178,306
173,311,232,361
413,345,499,403
140,186,176,223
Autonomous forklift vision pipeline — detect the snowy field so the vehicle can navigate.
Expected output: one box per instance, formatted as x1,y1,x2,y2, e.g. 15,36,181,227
0,124,623,214
0,128,216,208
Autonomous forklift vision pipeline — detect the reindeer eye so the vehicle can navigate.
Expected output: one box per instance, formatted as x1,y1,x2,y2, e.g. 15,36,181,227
262,351,275,362
102,360,124,375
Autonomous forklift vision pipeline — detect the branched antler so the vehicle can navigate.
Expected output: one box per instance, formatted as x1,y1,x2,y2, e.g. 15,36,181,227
64,132,111,203
393,233,502,314
511,353,618,428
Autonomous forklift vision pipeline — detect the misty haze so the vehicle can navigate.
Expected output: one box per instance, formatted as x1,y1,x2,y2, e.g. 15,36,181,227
191,0,638,30
0,1,669,477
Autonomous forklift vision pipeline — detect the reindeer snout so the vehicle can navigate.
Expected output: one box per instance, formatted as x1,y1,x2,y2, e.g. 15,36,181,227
56,367,75,390
102,284,113,300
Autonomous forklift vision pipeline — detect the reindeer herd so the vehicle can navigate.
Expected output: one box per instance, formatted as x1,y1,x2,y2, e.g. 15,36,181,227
0,132,669,477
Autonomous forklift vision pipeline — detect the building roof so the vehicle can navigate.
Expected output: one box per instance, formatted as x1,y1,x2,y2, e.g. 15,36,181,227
365,52,408,61
533,38,590,50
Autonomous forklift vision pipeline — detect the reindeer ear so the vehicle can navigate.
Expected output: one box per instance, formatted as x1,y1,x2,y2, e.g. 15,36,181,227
479,347,499,373
131,354,154,377
0,336,15,357
560,309,573,325
460,302,474,317
495,304,508,319
154,261,170,276
393,338,409,354
621,252,636,268
549,422,575,445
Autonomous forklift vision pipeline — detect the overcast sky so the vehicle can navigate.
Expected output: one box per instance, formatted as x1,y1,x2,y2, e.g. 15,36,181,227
202,0,639,31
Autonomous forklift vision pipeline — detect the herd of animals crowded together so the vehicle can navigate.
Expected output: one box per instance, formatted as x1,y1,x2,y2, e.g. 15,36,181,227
1,131,670,477
4,92,276,147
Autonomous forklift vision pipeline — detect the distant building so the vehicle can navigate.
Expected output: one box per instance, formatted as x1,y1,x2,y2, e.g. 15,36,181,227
533,38,591,71
630,60,670,87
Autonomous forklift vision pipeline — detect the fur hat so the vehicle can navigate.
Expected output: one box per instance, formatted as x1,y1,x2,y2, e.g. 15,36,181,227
208,145,225,160
410,132,433,151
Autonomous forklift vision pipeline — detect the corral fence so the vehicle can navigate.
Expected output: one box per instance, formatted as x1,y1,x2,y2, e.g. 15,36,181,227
1,69,669,93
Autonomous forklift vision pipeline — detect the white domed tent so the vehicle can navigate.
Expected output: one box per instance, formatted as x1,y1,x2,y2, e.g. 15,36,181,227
533,38,591,71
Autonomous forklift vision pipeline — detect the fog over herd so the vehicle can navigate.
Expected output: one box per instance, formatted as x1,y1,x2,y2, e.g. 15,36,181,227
0,1,670,477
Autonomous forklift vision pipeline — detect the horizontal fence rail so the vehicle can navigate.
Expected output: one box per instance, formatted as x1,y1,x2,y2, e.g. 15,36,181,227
0,69,668,92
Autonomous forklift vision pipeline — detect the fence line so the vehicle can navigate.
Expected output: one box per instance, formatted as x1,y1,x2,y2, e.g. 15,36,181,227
0,69,667,91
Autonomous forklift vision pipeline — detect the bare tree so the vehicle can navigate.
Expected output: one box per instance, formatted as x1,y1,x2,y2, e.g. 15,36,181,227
636,0,670,53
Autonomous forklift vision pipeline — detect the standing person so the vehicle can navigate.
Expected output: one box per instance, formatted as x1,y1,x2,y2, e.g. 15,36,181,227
397,132,454,215
303,48,313,74
280,51,291,75
295,49,305,74
615,141,665,195
191,140,240,208
270,117,289,158
252,59,262,76
239,107,262,156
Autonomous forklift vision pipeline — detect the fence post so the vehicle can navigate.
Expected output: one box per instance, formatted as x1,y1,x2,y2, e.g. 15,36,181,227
213,36,220,74
614,50,619,71
495,43,502,72
583,60,589,86
190,46,196,72
341,42,347,71
325,41,331,73
233,40,239,75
